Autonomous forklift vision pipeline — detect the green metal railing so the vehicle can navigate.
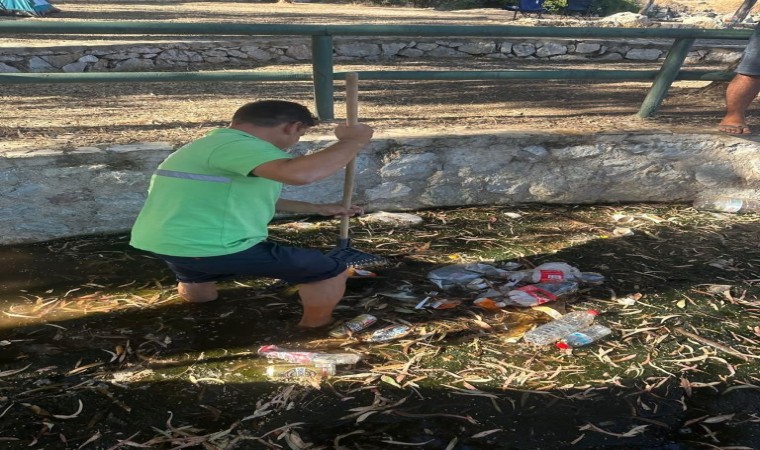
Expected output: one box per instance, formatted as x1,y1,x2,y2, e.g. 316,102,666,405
0,21,752,119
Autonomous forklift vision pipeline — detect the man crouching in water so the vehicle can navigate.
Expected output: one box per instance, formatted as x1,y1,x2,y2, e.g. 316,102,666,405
130,100,373,328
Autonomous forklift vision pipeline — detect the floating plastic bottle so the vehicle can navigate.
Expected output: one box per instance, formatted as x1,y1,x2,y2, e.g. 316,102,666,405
329,314,377,338
508,263,604,286
522,309,599,346
257,345,361,365
528,262,582,283
427,263,510,290
506,281,579,307
265,363,336,378
556,324,612,349
364,324,412,342
693,196,760,214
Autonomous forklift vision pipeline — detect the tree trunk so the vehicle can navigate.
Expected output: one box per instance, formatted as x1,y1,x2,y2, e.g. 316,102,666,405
638,0,656,15
731,0,759,23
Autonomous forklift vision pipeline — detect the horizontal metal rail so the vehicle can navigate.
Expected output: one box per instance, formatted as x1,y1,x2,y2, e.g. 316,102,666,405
0,21,753,39
0,20,750,119
0,70,735,84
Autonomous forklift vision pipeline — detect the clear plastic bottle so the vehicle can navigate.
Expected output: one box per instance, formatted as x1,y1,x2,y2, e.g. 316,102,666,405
363,324,412,342
693,197,760,213
265,363,336,378
505,281,579,307
522,309,599,346
556,324,612,349
257,345,361,365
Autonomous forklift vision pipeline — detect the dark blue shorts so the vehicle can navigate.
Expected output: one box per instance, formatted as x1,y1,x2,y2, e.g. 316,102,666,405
738,26,760,76
155,241,347,284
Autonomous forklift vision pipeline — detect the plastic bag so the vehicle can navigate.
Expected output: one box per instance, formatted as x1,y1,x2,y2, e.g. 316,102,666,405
427,263,509,290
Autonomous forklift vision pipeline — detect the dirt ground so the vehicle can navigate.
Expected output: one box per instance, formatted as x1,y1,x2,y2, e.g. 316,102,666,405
0,0,750,154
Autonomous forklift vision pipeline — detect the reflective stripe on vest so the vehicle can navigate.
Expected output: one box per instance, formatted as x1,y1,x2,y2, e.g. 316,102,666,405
155,169,231,183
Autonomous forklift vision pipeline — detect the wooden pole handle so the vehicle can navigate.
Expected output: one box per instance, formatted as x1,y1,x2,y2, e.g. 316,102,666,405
339,73,359,240
346,72,359,126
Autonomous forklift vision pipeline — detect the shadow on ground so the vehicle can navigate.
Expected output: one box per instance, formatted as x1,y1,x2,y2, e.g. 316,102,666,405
1,204,759,449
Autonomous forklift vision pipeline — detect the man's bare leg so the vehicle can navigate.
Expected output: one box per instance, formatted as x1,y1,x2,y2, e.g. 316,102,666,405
296,270,349,328
719,73,760,134
178,281,218,303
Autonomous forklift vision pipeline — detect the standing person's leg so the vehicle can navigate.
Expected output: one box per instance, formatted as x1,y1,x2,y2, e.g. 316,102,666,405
720,74,760,134
720,27,760,135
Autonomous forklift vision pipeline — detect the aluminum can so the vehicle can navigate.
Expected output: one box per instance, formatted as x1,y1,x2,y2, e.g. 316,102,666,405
329,314,377,337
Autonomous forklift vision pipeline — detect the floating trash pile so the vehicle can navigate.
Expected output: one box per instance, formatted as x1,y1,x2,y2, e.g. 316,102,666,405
259,260,615,380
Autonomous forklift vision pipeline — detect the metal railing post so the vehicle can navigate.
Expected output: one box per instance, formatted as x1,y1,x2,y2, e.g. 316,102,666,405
638,37,695,118
312,34,334,120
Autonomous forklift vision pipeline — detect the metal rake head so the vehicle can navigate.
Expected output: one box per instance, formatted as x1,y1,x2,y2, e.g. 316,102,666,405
326,246,389,269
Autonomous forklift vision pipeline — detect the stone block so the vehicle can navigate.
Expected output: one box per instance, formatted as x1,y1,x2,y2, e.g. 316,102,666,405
28,56,56,72
536,42,567,57
512,43,536,57
457,42,496,55
335,43,381,57
0,62,19,73
114,58,155,71
575,43,601,54
43,53,82,68
62,61,88,72
285,44,311,60
624,48,662,60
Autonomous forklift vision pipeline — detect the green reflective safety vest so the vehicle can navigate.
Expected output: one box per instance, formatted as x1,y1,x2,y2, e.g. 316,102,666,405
130,128,291,257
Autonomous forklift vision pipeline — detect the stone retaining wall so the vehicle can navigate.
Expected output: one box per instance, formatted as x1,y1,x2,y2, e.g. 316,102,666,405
0,37,744,73
2,131,759,245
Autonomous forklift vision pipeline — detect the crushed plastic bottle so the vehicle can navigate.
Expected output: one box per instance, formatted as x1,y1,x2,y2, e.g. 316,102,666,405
364,324,412,342
556,324,613,349
522,309,599,346
257,345,361,365
506,281,579,307
265,363,336,378
507,263,604,286
693,196,760,214
528,262,582,283
427,263,510,290
329,314,377,337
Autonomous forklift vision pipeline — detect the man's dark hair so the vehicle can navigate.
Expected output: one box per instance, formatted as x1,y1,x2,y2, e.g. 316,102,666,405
232,100,318,127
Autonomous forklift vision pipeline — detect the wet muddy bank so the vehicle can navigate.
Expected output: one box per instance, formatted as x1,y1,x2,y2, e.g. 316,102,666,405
1,204,759,449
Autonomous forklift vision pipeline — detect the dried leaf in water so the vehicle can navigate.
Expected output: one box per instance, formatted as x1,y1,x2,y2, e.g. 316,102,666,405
470,429,503,439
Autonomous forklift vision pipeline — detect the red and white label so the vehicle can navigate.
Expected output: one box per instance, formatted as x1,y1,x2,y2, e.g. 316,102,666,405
536,269,565,282
517,285,557,304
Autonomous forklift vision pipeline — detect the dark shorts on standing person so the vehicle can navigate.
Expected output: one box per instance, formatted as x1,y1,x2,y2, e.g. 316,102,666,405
154,241,347,284
737,26,760,76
